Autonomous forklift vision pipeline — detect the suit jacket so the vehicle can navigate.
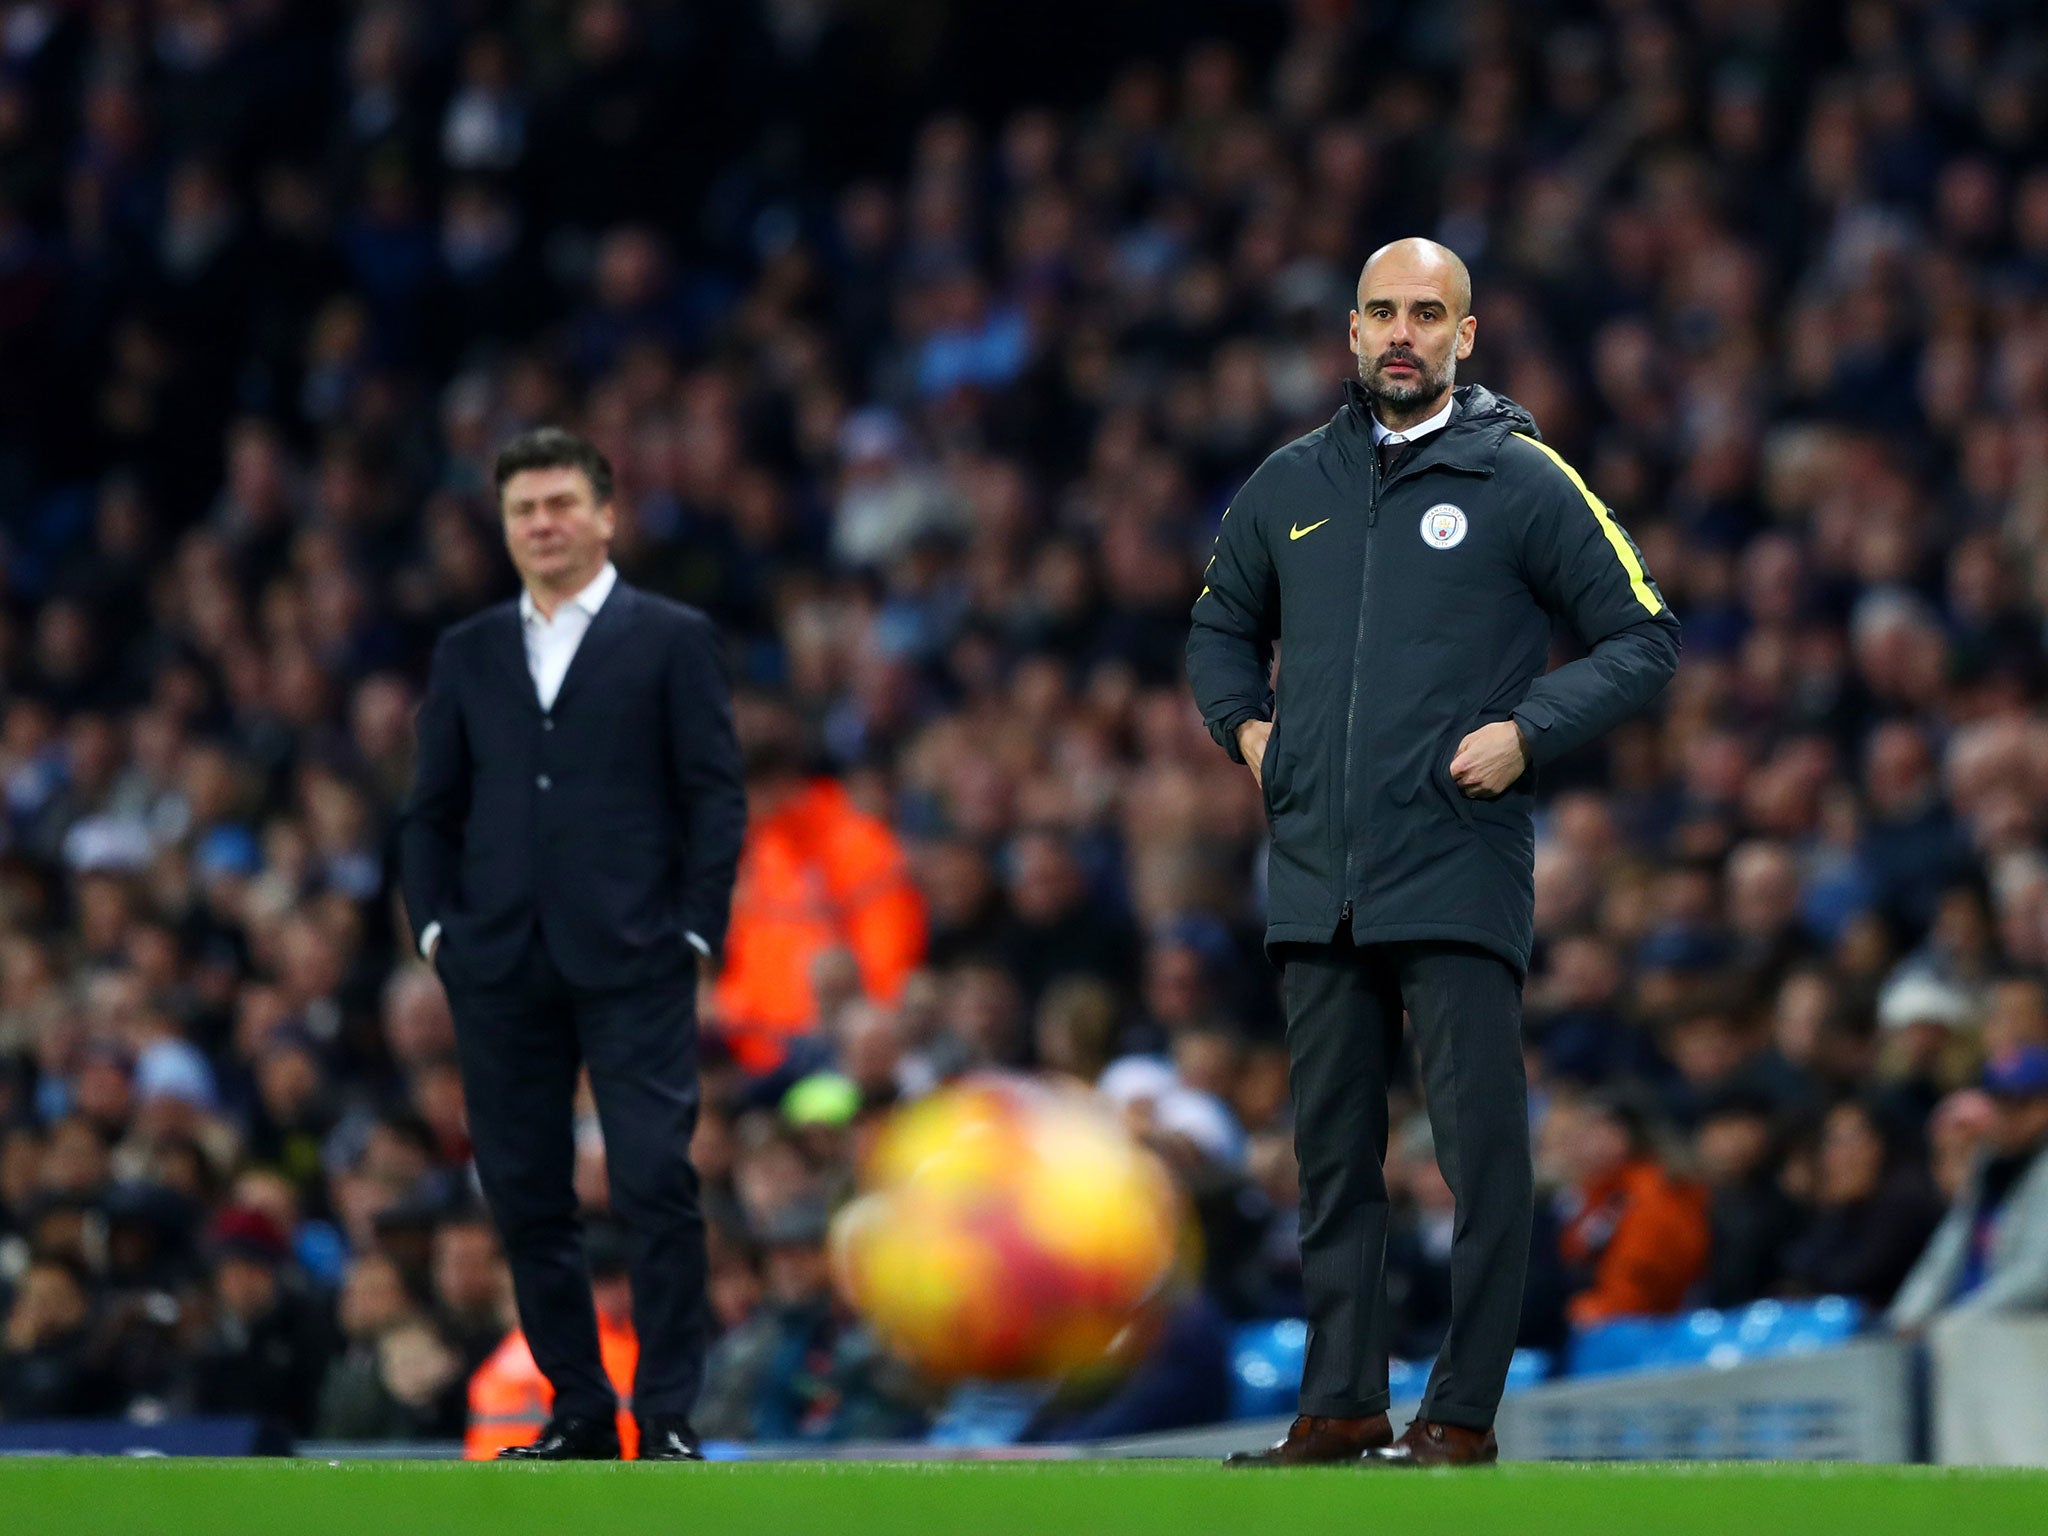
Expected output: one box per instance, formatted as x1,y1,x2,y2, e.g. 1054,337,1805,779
399,580,745,991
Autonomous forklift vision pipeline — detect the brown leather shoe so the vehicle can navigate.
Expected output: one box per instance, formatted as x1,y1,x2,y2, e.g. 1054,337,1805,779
1223,1413,1393,1466
1366,1418,1498,1467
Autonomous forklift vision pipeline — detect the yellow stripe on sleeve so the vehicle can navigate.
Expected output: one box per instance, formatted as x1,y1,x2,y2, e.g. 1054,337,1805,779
1513,433,1663,616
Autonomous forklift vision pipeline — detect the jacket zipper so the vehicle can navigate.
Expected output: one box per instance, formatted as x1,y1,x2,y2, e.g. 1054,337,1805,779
1339,446,1384,936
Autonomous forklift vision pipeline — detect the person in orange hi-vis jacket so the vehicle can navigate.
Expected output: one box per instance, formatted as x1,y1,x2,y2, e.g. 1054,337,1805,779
1552,1091,1710,1326
711,739,926,1074
465,1223,641,1459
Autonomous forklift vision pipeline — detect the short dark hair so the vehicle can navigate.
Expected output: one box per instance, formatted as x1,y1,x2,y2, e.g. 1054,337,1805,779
492,426,613,506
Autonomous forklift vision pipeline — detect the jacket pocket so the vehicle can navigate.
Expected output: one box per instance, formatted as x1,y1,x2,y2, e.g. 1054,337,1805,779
1260,714,1286,826
1438,711,1536,813
1435,726,1478,828
1436,720,1534,886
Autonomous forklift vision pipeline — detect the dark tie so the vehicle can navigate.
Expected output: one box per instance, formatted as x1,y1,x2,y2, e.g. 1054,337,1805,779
1378,437,1407,482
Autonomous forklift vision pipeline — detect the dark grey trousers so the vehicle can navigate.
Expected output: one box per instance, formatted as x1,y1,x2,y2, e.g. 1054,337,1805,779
1281,933,1531,1429
445,936,708,1422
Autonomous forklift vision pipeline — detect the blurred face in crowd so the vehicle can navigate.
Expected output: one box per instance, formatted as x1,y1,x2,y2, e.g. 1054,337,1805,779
1143,941,1209,1029
1696,1109,1773,1187
808,944,864,1031
360,1121,430,1190
5,1261,89,1350
213,1254,278,1324
1984,979,2048,1056
1816,1103,1887,1206
0,1125,42,1211
432,1221,503,1317
338,1253,414,1342
411,1060,469,1153
765,1238,831,1308
1350,238,1477,425
1234,1044,1292,1133
1773,970,1836,1065
1991,1090,2048,1158
1930,1090,1996,1200
1248,1132,1298,1209
1008,833,1084,925
1728,841,1800,937
838,1001,905,1097
147,1138,210,1202
947,962,1023,1066
75,1053,133,1131
690,1108,736,1184
232,1169,301,1233
377,1322,462,1409
1172,1028,1238,1097
257,1044,323,1124
1547,1100,1633,1188
500,464,614,598
1883,1017,1953,1078
1864,722,1936,818
917,840,994,931
41,1117,109,1195
1665,1011,1746,1087
708,1251,763,1331
383,972,456,1067
733,1130,814,1227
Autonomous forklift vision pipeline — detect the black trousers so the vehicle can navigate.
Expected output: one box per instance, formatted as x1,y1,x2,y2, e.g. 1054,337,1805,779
1281,933,1531,1429
444,934,708,1421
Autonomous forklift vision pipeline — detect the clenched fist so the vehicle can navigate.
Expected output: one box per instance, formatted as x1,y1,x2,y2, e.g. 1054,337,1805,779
1450,720,1529,799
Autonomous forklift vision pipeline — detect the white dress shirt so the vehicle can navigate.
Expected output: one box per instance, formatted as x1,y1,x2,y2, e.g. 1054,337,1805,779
521,559,618,711
418,561,711,963
1370,391,1455,450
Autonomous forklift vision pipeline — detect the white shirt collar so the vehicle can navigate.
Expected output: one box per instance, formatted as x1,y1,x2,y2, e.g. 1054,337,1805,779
1371,393,1456,446
520,561,617,626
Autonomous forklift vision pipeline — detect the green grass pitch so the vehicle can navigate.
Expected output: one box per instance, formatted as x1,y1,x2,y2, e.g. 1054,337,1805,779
4,1458,2045,1536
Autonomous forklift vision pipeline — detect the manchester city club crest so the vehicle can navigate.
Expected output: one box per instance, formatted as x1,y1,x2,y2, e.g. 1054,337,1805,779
1420,503,1468,549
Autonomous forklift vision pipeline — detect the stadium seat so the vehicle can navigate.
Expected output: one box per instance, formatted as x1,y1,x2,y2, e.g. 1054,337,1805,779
1505,1348,1556,1391
1228,1320,1308,1420
1567,1297,1866,1379
1229,1321,1554,1418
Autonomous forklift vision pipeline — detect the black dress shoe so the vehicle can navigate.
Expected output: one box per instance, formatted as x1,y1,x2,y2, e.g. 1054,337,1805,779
636,1416,705,1462
496,1415,622,1461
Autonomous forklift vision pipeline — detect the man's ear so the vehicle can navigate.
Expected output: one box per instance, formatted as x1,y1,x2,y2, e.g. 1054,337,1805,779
1456,314,1477,361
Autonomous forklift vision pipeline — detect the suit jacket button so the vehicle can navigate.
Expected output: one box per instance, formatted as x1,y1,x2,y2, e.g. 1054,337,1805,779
536,774,552,790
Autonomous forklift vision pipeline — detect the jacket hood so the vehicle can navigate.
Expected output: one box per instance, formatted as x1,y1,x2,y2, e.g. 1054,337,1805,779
1341,380,1540,443
1449,383,1539,439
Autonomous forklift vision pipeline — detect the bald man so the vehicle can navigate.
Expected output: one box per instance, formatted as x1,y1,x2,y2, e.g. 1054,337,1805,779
1189,240,1681,1466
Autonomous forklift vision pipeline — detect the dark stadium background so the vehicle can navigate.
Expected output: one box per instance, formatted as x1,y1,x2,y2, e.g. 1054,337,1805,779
0,0,2046,1456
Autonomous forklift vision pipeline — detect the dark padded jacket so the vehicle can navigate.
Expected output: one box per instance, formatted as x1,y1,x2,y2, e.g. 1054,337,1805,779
1186,382,1680,974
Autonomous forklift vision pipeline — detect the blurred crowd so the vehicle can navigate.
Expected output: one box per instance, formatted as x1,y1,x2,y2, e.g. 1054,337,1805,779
6,0,2048,1442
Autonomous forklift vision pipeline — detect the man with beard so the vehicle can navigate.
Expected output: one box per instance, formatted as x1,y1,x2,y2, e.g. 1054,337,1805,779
1188,239,1681,1466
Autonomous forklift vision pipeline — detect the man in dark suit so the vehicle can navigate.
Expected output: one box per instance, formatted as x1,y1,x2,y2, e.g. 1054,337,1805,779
400,426,745,1461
